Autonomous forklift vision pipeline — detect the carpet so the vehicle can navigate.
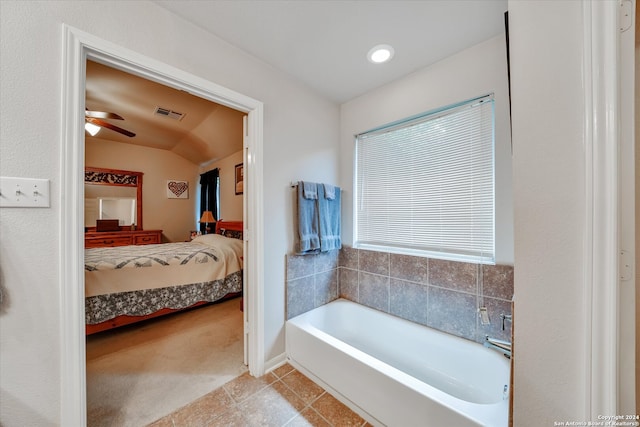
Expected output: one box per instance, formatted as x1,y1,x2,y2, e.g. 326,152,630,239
86,297,247,427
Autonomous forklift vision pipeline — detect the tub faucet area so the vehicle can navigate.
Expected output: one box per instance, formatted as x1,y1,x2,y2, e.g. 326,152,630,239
500,313,512,330
484,335,512,359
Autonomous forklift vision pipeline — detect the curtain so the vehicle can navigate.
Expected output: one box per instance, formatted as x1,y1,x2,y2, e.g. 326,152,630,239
199,168,219,233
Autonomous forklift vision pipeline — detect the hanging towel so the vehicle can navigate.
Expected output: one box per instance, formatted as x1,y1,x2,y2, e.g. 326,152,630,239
317,183,341,252
323,183,336,200
302,181,318,200
297,181,320,254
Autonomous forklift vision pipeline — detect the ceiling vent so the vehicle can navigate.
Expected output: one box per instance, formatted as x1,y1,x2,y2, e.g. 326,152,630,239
154,106,185,121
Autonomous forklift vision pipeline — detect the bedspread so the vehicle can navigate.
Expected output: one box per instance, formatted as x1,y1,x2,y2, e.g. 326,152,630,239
86,242,224,271
85,234,243,324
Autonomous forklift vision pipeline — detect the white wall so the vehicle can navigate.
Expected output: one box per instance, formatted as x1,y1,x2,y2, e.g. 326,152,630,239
0,1,339,425
86,137,200,242
340,35,514,265
509,1,589,423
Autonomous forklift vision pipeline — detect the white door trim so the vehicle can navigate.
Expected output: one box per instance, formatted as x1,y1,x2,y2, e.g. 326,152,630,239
582,0,621,418
60,24,265,426
617,0,637,415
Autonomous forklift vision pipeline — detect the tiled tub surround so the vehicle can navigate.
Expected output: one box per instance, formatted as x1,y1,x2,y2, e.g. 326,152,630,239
286,250,339,319
286,247,513,344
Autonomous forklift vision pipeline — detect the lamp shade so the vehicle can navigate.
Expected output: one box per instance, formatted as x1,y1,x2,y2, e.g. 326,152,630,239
199,211,215,223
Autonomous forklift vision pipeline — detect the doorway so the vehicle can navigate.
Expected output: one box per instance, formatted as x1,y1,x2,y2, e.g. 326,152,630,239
84,58,247,425
60,25,264,426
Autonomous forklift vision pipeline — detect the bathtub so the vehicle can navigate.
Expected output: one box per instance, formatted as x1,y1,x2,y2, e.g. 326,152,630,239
285,299,510,427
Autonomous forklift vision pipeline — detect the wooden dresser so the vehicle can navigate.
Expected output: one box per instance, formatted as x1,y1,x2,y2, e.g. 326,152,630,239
85,230,162,248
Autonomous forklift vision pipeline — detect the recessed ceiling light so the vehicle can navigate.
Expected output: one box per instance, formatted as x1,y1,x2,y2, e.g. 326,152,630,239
367,44,394,64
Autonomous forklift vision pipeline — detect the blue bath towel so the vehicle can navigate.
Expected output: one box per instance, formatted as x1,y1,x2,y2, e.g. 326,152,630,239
317,183,341,252
302,181,318,200
297,181,320,254
323,183,336,200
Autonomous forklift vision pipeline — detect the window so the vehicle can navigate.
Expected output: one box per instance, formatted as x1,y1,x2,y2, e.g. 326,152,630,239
199,168,220,233
354,95,495,264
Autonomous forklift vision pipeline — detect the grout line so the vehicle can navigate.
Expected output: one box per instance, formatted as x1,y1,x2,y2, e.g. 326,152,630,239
275,377,329,427
307,403,337,427
157,365,370,427
304,390,339,427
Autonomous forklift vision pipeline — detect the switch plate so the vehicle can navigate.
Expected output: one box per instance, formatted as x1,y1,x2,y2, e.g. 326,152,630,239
0,177,50,208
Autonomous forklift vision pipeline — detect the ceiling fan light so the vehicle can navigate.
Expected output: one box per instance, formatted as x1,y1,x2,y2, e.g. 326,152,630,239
367,44,394,64
85,122,101,136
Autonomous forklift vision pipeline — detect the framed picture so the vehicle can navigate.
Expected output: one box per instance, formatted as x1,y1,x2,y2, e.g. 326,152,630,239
235,163,243,195
167,180,189,199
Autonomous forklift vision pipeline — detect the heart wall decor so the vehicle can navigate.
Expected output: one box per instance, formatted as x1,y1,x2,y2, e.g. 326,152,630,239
167,180,189,199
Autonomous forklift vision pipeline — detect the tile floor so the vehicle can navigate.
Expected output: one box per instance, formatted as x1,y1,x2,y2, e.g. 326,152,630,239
147,363,371,427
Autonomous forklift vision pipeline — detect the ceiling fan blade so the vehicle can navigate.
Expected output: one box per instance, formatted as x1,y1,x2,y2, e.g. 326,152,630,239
86,117,136,138
85,110,124,120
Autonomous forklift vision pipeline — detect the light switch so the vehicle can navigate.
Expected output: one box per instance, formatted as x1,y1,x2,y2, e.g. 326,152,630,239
0,177,50,208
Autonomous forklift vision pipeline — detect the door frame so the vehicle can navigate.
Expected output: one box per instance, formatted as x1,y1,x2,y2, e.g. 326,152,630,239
582,0,635,417
59,24,265,426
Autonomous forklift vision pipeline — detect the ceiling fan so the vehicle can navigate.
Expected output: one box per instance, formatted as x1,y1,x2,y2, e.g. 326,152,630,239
85,109,136,138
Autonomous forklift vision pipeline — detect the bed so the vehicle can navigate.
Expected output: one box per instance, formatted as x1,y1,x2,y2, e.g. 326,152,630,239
85,221,244,334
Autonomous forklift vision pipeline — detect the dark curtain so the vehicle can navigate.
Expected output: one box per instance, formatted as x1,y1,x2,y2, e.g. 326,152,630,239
199,168,219,233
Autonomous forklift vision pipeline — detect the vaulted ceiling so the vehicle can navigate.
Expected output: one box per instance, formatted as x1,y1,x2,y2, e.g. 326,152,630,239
85,60,245,165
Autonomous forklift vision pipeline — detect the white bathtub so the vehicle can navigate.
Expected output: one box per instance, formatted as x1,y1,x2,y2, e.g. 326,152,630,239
286,299,510,427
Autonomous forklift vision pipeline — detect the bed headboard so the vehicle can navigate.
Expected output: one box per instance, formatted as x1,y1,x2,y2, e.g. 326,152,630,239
215,220,243,240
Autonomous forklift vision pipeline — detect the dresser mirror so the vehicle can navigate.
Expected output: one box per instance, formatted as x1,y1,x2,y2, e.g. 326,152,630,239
84,167,143,230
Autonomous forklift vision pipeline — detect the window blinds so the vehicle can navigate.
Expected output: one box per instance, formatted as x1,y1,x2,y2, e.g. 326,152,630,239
355,95,495,263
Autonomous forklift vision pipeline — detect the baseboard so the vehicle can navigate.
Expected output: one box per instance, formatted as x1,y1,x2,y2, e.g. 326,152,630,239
264,352,288,373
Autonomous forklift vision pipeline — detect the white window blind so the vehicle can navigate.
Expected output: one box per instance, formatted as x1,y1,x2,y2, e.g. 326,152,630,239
355,95,495,263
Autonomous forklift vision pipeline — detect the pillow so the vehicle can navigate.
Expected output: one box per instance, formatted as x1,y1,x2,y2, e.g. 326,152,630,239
191,233,229,246
219,228,243,240
191,232,244,260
